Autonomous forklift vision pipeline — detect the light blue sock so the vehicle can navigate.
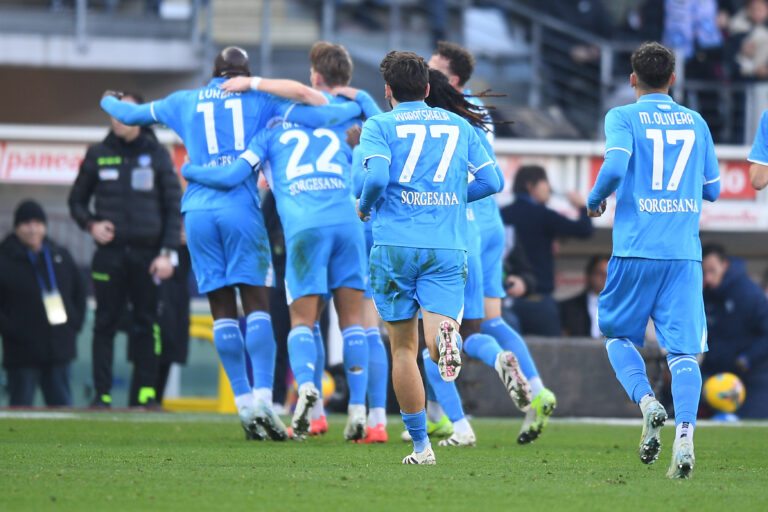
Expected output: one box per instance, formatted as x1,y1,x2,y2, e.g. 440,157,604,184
667,354,702,427
463,333,503,368
482,317,539,379
422,348,465,423
287,325,316,388
245,311,276,391
401,409,430,453
605,338,654,403
313,322,326,396
366,327,388,409
342,326,368,405
213,318,251,396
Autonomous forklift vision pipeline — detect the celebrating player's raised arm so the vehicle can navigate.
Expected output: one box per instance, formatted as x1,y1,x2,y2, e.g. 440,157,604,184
220,76,330,106
282,99,362,129
100,94,155,126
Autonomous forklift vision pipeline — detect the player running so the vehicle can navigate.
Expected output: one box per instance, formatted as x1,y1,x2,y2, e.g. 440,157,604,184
357,51,498,465
587,42,720,479
429,41,557,444
100,46,361,441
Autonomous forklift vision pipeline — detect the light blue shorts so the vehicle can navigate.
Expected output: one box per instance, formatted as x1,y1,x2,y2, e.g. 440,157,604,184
284,222,366,304
184,203,273,294
369,245,467,322
479,222,506,299
598,257,707,355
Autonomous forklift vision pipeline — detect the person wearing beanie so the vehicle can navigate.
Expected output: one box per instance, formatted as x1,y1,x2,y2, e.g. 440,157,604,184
0,200,86,406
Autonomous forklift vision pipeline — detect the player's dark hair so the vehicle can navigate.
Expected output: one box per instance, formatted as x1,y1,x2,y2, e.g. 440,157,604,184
213,46,251,79
513,165,548,195
585,254,610,275
379,51,429,102
434,41,476,87
702,243,727,261
424,69,488,130
310,41,353,87
120,91,145,104
631,42,675,90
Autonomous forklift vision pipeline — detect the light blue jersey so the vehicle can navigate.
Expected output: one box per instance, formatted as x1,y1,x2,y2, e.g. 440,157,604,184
358,101,493,251
748,110,768,166
589,93,720,261
129,78,360,213
241,121,357,238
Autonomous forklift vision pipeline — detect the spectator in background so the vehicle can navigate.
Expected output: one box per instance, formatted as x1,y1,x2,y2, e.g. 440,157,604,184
702,243,768,418
68,91,181,408
663,0,723,59
0,200,86,406
500,225,538,333
559,254,610,338
727,0,768,79
500,165,594,336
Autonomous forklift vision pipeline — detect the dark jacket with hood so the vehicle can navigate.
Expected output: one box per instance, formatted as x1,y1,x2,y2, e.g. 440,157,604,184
68,128,182,251
703,257,768,375
0,234,86,368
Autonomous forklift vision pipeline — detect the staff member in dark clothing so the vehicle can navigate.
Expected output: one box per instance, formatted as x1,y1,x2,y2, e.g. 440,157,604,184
68,91,182,408
0,200,86,406
702,243,768,418
501,165,594,335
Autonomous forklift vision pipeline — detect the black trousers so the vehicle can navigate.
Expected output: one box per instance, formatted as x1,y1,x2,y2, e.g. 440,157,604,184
91,245,159,404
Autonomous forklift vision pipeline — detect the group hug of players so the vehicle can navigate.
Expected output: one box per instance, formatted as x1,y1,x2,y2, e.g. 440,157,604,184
102,39,713,478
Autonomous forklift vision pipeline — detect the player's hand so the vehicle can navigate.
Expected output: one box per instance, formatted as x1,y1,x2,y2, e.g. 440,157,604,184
566,190,587,208
149,255,174,281
504,275,527,298
356,199,370,222
102,90,123,100
331,85,359,101
587,201,607,218
220,76,252,93
90,220,115,245
346,124,362,148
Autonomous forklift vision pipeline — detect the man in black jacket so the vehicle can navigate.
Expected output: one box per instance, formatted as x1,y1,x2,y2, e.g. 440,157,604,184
0,200,86,406
559,254,610,338
68,92,182,408
702,243,768,418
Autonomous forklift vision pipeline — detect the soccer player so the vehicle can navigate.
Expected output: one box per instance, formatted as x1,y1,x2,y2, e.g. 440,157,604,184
357,51,498,465
218,42,383,441
587,42,720,479
99,46,362,441
429,41,557,444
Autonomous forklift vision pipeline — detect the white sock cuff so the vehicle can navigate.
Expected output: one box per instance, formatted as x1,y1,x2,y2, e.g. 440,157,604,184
289,325,313,338
213,318,239,330
247,311,271,324
342,325,365,337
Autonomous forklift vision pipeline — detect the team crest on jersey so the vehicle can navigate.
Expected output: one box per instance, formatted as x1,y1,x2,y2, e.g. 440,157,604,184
138,154,152,167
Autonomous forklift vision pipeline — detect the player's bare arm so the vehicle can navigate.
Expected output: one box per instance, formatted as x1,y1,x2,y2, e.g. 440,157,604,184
749,162,768,190
220,76,329,106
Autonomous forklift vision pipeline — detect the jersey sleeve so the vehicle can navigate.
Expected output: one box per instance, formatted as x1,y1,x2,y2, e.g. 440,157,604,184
280,100,362,128
149,91,186,133
702,123,720,185
100,96,155,126
466,123,494,175
604,108,633,157
748,110,768,165
358,117,391,167
240,129,270,170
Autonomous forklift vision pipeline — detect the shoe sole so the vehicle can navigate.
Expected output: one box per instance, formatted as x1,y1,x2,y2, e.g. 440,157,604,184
345,421,366,441
667,447,695,479
496,352,532,411
438,321,461,382
291,390,319,439
402,452,437,465
516,397,556,445
256,408,289,442
639,407,667,464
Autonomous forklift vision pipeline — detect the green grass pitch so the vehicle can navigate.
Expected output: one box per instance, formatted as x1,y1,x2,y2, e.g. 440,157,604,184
1,412,767,511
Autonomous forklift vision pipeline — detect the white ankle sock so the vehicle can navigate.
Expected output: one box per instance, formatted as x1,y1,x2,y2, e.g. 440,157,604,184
426,400,444,423
368,407,386,427
312,400,325,420
452,417,471,434
253,387,272,404
234,393,254,412
528,377,544,397
348,404,366,417
676,421,694,442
